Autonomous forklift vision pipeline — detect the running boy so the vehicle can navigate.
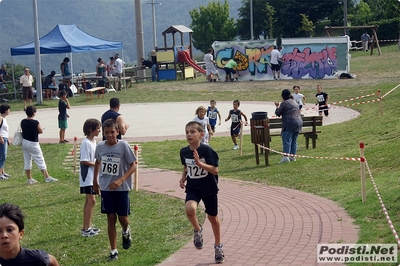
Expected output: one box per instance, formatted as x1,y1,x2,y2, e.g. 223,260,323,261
93,119,137,261
0,203,60,265
193,106,213,145
225,100,248,150
292,85,306,110
315,85,330,117
80,118,101,237
207,100,222,132
58,90,70,143
179,121,225,264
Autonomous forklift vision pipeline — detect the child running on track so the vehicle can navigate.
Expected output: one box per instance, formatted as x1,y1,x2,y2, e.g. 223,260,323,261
193,106,213,145
80,118,101,237
207,100,222,133
225,100,248,150
93,119,137,261
179,121,225,264
315,85,330,117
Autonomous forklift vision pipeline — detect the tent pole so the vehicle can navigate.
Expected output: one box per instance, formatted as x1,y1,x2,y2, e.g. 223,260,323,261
122,50,126,92
70,52,74,97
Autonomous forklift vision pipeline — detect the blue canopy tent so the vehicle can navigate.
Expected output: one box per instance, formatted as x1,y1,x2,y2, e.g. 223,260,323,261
10,24,123,99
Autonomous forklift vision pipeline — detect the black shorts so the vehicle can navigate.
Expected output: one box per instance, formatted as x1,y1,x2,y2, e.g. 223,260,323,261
80,185,96,195
271,63,280,71
224,67,236,76
22,87,33,100
100,190,130,216
186,189,218,216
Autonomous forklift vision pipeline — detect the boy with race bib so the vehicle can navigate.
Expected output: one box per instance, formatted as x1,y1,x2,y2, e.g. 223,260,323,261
179,121,225,264
93,119,137,261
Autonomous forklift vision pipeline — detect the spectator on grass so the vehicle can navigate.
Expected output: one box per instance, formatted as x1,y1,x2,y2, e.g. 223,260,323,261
0,104,11,180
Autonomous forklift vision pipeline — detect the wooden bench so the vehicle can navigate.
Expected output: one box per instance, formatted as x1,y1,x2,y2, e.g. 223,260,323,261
250,116,323,165
85,87,105,102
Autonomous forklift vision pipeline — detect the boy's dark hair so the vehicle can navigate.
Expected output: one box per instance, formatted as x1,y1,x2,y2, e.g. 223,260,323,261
59,90,67,97
109,98,120,109
83,118,101,136
97,58,102,63
233,58,240,62
207,48,213,53
233,99,240,106
293,85,300,90
26,106,36,117
210,99,216,103
103,118,119,131
0,104,10,114
63,57,70,63
50,70,56,76
0,203,25,231
185,121,204,132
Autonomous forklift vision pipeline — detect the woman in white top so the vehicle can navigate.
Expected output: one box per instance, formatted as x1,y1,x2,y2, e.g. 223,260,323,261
0,104,11,179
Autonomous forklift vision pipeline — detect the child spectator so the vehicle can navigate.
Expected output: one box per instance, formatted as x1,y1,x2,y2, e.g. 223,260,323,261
223,58,240,82
207,100,222,132
193,106,213,145
225,100,248,150
203,48,220,82
0,203,60,265
292,85,306,110
93,119,137,262
179,121,225,264
315,85,330,117
58,90,70,143
80,118,101,237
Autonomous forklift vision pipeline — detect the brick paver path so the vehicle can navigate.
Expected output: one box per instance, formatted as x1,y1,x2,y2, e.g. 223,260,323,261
140,168,358,266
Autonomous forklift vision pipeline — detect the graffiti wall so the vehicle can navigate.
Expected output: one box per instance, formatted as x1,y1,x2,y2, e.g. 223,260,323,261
212,37,350,80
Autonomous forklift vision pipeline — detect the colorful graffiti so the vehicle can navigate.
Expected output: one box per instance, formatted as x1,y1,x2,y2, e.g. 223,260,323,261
281,47,337,79
212,39,347,80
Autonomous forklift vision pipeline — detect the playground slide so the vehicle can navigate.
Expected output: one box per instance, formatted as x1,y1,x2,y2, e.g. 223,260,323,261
177,50,206,75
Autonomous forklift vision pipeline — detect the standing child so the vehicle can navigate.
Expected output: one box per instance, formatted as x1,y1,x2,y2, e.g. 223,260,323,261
207,100,222,132
80,118,101,237
0,203,60,265
58,90,70,143
193,106,213,145
315,85,330,117
179,121,225,264
93,119,137,262
292,85,306,110
225,100,248,150
203,48,220,82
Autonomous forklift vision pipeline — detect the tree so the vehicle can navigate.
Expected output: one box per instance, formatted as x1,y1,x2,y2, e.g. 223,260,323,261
237,0,271,40
189,0,237,53
352,1,372,26
264,3,276,39
299,14,315,37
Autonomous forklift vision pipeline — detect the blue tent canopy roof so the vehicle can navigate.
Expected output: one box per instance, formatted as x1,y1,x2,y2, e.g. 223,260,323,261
11,25,122,56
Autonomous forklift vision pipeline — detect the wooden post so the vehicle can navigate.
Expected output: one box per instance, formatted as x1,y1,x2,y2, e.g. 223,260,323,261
134,145,139,191
377,89,383,117
360,141,366,203
239,123,244,156
73,136,77,175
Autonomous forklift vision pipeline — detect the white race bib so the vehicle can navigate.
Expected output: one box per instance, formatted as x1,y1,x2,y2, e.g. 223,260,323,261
101,156,120,176
185,158,207,179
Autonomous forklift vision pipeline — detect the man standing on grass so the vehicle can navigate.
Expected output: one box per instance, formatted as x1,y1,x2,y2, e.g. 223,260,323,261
20,68,33,111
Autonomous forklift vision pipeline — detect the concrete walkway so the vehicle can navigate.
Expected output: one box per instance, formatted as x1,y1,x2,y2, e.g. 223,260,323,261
9,101,360,265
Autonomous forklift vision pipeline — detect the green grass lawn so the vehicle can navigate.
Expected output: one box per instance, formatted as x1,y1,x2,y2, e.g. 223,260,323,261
1,44,400,265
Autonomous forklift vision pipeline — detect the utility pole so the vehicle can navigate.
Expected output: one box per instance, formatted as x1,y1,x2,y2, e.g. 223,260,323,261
250,0,254,40
147,0,162,49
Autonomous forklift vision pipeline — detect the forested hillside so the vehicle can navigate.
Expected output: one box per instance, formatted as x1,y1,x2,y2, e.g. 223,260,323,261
0,0,240,74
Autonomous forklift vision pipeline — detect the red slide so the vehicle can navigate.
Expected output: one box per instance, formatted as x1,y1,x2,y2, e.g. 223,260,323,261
178,50,206,74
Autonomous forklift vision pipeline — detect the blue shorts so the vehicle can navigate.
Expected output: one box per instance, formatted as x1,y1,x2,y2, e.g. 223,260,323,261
186,189,218,216
230,123,241,136
100,190,130,216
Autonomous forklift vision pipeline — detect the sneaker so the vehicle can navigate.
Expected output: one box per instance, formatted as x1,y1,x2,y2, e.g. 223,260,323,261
0,174,8,180
122,226,132,249
289,156,296,162
193,226,204,249
108,252,118,261
274,77,277,80
81,228,99,237
53,96,60,100
45,176,58,183
233,78,238,82
214,244,225,263
28,178,38,185
232,144,239,150
278,156,290,164
213,79,217,82
88,227,100,234
3,173,11,178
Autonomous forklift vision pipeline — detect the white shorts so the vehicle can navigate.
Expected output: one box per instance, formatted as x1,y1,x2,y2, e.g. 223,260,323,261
206,68,218,76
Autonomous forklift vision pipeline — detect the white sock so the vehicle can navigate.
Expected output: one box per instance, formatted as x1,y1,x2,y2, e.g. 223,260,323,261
111,249,118,255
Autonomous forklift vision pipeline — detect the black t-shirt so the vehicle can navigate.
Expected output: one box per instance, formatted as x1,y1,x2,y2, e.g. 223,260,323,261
21,119,39,142
0,247,50,266
101,109,121,140
42,75,54,88
142,60,154,68
180,144,219,196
